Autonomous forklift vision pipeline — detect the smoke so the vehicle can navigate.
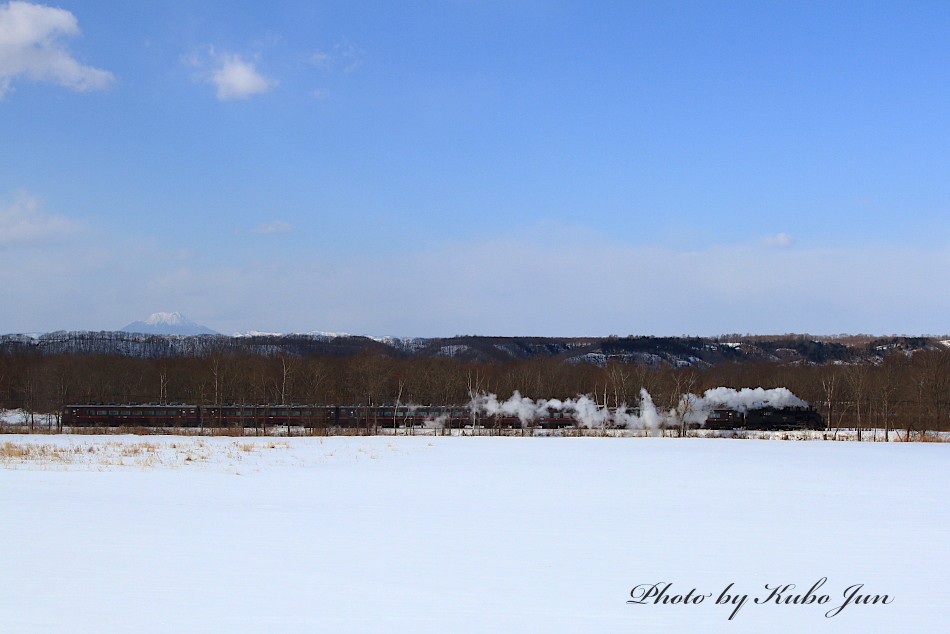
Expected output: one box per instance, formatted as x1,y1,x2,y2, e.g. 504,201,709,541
423,413,448,429
468,389,668,430
471,390,544,426
467,386,810,430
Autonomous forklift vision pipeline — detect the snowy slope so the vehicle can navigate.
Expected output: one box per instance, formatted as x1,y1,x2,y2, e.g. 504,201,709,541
1,436,947,633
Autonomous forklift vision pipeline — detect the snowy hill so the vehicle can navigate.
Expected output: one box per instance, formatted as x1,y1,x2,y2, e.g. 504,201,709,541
120,312,218,336
0,328,944,366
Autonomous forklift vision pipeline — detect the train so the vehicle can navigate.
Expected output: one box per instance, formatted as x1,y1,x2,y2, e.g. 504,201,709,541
61,403,825,431
60,403,577,430
703,406,826,431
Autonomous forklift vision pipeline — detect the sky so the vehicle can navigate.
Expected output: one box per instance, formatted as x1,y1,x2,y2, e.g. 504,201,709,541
1,0,949,337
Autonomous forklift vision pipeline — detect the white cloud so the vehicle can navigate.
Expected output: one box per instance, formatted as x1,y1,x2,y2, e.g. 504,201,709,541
253,220,292,235
309,51,332,70
210,52,275,100
0,193,81,246
762,232,793,247
309,38,363,74
0,1,114,98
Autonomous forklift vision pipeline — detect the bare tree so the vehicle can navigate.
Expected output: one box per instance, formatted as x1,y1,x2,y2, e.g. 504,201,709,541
606,360,631,409
845,363,870,441
278,355,298,406
909,349,950,438
819,365,850,438
669,368,699,437
874,354,905,441
159,362,169,405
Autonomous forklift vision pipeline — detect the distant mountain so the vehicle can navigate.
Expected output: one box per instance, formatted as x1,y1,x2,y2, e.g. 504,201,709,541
120,312,218,336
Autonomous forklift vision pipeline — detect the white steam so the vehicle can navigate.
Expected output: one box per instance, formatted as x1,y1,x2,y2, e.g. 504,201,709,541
700,387,807,413
423,413,448,429
468,387,809,429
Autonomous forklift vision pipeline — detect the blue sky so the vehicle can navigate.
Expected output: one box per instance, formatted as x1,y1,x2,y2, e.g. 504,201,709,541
1,0,949,336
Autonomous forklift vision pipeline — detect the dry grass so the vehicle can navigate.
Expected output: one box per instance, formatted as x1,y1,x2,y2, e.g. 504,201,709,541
897,431,950,443
0,442,39,459
6,420,949,443
0,439,222,468
231,440,288,452
2,435,376,473
0,442,78,463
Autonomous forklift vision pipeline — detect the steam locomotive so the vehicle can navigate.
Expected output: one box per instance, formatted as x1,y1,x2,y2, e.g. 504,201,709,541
703,406,825,431
61,403,825,431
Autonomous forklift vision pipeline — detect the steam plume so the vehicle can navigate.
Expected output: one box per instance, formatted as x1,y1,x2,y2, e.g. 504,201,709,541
467,387,810,429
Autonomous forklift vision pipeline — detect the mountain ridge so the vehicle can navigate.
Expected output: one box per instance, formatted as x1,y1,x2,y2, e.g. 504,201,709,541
1,330,944,367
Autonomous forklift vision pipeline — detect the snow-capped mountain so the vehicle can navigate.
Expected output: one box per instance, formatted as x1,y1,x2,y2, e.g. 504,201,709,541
120,312,219,336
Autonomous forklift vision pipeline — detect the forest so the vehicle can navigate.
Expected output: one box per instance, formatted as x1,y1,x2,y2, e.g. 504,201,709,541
2,340,949,433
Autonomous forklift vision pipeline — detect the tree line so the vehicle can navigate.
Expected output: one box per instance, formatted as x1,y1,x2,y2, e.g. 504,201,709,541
1,347,948,433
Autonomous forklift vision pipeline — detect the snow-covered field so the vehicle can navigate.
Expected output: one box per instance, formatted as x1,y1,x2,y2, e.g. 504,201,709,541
1,435,947,633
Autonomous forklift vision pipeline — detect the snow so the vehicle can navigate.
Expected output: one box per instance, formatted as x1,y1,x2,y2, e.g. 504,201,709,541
437,344,470,356
0,409,58,428
0,408,24,425
370,336,430,352
1,435,947,632
569,352,609,365
144,312,189,326
231,330,285,337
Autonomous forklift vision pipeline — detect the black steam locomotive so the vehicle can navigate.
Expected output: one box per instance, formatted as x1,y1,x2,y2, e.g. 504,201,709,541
703,406,825,431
